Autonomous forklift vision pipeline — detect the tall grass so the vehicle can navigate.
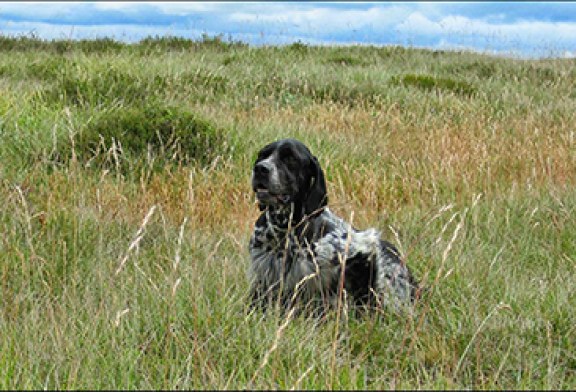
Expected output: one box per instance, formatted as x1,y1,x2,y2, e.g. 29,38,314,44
0,35,575,389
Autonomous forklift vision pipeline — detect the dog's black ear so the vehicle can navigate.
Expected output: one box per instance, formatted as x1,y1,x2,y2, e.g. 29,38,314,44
304,156,328,216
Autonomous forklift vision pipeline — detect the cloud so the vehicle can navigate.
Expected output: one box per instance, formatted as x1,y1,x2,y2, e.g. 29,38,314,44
424,2,576,24
396,11,576,55
229,5,410,31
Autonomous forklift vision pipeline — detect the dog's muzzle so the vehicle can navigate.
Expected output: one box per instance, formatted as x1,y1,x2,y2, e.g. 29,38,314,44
252,162,290,205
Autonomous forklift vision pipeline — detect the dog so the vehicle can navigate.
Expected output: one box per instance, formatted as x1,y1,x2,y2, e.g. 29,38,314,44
248,138,418,315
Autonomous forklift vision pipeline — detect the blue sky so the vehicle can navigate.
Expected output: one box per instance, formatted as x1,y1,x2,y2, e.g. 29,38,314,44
0,2,575,58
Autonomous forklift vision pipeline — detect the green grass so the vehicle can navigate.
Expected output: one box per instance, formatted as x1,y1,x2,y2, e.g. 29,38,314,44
0,35,575,389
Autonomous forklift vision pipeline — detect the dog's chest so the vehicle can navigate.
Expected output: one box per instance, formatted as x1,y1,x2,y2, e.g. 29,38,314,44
249,220,341,295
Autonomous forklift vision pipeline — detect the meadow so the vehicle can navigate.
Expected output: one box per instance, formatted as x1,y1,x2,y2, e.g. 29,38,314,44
0,35,574,389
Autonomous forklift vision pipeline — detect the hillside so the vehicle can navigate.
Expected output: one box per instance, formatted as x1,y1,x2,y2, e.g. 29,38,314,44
0,36,574,389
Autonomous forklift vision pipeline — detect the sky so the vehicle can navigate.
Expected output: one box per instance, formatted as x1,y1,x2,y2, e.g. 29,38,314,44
0,1,575,59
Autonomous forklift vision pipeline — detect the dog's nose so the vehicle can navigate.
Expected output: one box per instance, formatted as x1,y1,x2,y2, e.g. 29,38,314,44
254,161,271,177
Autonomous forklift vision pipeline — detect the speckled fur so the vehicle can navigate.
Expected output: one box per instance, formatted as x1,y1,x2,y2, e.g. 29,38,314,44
248,139,418,315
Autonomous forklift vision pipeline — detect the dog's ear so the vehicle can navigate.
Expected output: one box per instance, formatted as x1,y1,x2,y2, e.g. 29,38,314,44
304,156,328,216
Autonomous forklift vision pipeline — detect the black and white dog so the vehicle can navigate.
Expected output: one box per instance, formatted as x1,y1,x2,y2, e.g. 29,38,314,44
248,138,418,315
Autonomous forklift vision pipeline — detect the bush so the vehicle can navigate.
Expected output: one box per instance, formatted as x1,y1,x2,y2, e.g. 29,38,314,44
61,104,226,172
392,74,477,97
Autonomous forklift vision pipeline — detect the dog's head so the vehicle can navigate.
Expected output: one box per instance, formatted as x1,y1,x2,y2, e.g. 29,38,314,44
251,138,327,218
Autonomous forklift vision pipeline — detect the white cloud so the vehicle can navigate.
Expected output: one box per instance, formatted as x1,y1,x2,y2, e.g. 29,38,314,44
229,5,411,32
396,12,576,53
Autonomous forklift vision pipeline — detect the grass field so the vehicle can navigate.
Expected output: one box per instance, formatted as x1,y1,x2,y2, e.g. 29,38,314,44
0,35,575,389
